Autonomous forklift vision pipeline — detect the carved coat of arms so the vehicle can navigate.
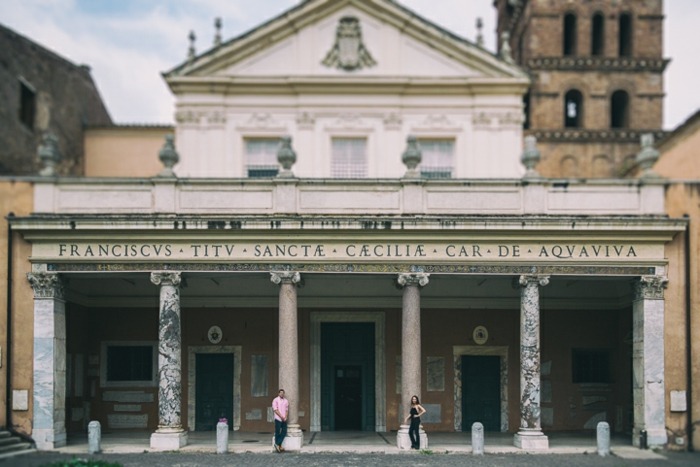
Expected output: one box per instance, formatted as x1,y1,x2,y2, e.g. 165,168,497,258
322,16,376,71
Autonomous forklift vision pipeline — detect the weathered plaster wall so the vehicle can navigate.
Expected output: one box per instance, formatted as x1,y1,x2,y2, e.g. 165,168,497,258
0,179,33,430
664,183,700,449
655,116,700,179
84,127,173,178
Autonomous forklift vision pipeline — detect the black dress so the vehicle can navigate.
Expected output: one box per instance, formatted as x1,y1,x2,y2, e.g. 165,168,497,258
408,406,420,448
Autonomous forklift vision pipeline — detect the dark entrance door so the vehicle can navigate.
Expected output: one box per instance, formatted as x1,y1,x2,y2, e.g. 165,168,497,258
461,355,500,431
334,365,362,430
321,323,375,431
195,353,233,431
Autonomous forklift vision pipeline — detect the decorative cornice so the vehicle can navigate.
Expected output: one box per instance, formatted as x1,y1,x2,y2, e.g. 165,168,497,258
27,272,65,299
397,273,429,288
270,271,301,285
45,262,657,277
519,274,549,288
526,129,667,143
633,275,668,300
527,57,668,72
150,271,182,287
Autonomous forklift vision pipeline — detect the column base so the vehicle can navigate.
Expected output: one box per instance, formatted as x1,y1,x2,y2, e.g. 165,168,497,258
514,430,549,450
271,424,304,452
397,424,428,450
33,429,67,450
150,429,188,450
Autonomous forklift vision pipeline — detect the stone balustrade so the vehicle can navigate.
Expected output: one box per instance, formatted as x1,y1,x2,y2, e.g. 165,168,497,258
32,177,665,217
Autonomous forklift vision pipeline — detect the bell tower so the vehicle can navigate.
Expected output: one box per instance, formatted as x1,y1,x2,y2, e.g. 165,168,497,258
495,0,667,178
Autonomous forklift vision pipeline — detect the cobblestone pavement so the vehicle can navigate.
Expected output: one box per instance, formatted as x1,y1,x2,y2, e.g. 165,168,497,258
6,451,700,467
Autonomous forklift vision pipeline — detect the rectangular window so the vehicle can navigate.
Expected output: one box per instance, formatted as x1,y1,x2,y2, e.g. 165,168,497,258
572,349,610,383
245,138,279,177
101,342,156,387
331,137,367,178
418,139,454,179
19,79,36,130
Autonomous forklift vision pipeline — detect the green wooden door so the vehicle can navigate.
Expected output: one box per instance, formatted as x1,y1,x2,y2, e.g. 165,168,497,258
321,323,375,431
195,353,233,431
461,355,500,431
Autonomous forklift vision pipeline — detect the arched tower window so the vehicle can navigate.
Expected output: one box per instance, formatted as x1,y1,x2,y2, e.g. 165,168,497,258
523,92,530,130
563,13,577,56
619,12,633,57
591,12,605,56
610,90,630,128
564,90,583,128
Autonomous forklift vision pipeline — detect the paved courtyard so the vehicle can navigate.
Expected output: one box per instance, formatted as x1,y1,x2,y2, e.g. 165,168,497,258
6,450,700,467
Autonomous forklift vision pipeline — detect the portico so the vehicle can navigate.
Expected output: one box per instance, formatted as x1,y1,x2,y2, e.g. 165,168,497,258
11,176,681,451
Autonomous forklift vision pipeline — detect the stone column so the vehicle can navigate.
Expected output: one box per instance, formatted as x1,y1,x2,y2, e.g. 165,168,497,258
28,272,67,450
397,272,429,450
632,275,668,448
271,271,303,450
514,274,549,450
150,272,188,449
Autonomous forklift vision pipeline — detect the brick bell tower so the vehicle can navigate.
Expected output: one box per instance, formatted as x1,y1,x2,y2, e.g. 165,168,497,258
495,0,668,178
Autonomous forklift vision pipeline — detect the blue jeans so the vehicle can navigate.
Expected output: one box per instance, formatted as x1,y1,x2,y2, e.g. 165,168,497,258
274,419,287,446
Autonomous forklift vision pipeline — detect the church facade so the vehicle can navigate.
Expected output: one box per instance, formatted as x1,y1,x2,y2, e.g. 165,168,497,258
2,0,690,452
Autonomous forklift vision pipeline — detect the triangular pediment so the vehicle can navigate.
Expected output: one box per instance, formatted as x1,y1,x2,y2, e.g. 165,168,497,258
164,0,526,86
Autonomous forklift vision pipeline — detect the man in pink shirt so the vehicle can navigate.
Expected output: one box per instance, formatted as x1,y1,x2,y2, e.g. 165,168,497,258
272,388,289,452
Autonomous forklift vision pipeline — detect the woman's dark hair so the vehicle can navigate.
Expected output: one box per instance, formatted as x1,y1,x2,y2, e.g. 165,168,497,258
411,395,420,404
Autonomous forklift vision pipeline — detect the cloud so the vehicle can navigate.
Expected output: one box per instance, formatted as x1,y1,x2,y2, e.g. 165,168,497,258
1,0,697,127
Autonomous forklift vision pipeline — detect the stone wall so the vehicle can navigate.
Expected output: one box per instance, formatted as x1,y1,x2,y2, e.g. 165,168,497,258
0,25,112,176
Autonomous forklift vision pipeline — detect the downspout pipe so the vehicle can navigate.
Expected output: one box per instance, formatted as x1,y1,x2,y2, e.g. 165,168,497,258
4,212,13,430
684,214,694,451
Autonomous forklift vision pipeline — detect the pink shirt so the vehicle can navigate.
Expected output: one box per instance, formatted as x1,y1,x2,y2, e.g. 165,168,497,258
272,396,289,422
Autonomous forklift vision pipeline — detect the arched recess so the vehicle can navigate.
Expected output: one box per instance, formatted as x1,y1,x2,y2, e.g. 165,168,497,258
560,155,578,178
564,90,584,128
592,155,612,178
619,12,633,57
610,90,630,128
591,12,605,56
563,12,578,56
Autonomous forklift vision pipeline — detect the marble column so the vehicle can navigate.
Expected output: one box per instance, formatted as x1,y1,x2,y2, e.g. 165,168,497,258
271,271,303,450
28,272,67,450
397,273,429,450
632,275,668,448
514,274,549,450
150,271,188,449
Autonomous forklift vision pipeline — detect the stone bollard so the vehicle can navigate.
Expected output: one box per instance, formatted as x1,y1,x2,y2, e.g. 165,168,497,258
471,422,484,455
216,420,229,454
596,421,610,457
88,420,101,454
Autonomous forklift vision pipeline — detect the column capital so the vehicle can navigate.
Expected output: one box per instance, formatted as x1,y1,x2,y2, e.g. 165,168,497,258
519,274,549,288
270,271,301,285
27,272,65,299
150,271,181,287
633,275,668,300
397,273,429,288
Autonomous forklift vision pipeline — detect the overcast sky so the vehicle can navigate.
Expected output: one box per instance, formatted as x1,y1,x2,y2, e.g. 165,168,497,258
1,0,698,129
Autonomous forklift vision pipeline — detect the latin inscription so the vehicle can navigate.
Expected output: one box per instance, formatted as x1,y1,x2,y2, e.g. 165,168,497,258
48,241,643,262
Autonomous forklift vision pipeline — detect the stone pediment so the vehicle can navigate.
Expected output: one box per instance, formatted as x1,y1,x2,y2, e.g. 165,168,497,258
164,0,526,91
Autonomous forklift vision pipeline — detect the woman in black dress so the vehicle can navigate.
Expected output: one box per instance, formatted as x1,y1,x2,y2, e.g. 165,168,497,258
404,395,427,449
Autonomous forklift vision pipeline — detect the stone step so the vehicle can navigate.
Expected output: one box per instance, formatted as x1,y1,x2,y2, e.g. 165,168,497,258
0,441,32,454
0,430,34,460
